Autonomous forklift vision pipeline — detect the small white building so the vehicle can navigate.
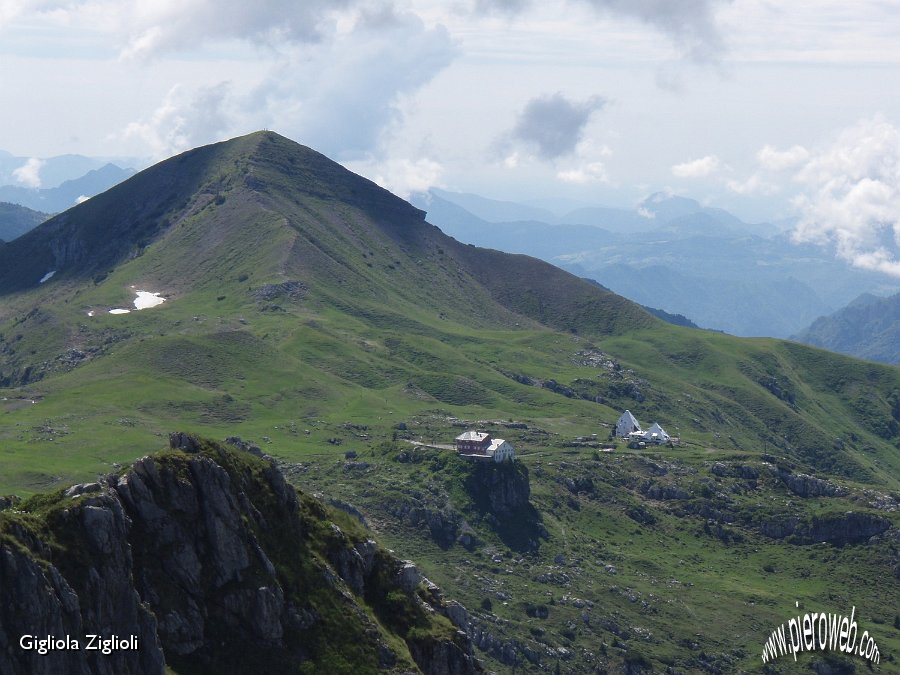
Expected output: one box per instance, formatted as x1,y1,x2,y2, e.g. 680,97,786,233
615,411,673,446
646,422,670,444
615,410,642,438
486,438,515,462
455,430,515,462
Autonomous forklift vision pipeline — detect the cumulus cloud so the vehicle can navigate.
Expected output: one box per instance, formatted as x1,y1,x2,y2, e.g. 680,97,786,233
120,82,232,159
12,157,44,188
500,93,605,162
0,0,69,27
792,117,900,277
2,1,389,60
726,173,778,196
557,161,609,184
671,154,719,178
723,143,810,198
472,0,531,14
114,9,456,161
118,0,359,59
0,0,357,57
473,0,729,61
585,0,729,62
757,143,809,171
248,11,456,160
353,155,444,200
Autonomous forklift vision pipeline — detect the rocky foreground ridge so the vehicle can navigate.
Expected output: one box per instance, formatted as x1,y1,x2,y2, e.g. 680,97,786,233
0,433,481,675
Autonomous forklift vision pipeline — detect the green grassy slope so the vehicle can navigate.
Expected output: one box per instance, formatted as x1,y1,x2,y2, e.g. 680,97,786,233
0,131,898,672
0,131,898,491
289,438,899,673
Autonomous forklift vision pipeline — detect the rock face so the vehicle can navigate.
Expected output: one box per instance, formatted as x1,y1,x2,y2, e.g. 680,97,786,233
464,461,531,518
461,460,543,552
0,490,167,675
760,511,891,545
382,491,462,550
407,633,481,675
640,481,690,501
774,468,847,498
0,434,481,675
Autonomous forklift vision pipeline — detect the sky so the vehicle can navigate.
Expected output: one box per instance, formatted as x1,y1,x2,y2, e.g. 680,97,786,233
2,1,900,275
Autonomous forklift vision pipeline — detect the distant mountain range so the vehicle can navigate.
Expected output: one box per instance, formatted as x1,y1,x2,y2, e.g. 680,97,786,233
0,149,140,187
583,278,700,329
412,190,900,338
794,292,900,365
0,163,135,213
428,188,782,237
0,202,48,242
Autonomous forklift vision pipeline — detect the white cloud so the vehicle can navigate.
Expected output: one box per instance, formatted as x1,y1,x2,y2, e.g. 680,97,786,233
581,0,730,63
0,0,69,27
12,157,44,187
350,155,444,200
756,143,809,171
118,0,357,59
502,152,520,169
557,161,609,184
671,154,719,178
473,0,730,62
791,116,900,276
112,9,456,162
119,82,231,159
0,1,357,57
247,11,457,160
107,6,456,162
726,173,778,196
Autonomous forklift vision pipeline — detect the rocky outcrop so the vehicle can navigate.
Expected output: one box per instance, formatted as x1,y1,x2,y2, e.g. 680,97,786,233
760,511,891,545
407,632,482,675
640,481,690,500
385,500,461,549
250,280,307,302
774,467,847,498
0,434,481,675
0,492,166,675
466,620,536,668
461,460,542,552
564,476,595,494
710,461,759,479
464,461,531,518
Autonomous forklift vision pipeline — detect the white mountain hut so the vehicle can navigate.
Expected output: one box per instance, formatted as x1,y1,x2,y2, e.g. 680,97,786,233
646,422,670,444
615,410,642,438
486,438,515,462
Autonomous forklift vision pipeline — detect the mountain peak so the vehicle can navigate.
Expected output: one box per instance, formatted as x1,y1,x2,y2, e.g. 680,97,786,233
0,131,426,293
0,131,652,349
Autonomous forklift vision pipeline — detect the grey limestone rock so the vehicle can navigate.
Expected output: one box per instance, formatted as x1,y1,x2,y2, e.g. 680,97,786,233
0,439,481,675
